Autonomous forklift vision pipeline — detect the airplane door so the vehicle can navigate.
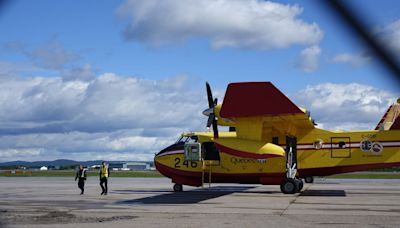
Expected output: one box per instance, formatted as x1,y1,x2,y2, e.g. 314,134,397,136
331,137,351,158
202,142,220,161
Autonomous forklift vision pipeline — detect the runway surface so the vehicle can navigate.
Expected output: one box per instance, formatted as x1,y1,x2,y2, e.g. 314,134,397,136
1,177,400,228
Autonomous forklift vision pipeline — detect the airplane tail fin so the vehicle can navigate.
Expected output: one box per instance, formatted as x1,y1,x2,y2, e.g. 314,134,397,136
375,98,400,130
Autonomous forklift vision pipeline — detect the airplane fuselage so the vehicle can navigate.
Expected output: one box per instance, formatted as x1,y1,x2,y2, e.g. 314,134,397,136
154,129,400,187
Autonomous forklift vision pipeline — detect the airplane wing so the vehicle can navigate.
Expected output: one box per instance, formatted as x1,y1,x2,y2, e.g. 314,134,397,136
218,82,315,141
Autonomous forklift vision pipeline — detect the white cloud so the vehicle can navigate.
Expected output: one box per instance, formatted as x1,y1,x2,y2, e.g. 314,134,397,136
117,0,323,49
0,130,175,161
2,40,80,70
2,72,396,161
0,148,43,159
62,64,96,82
0,74,204,132
0,74,210,162
297,45,321,72
376,19,400,53
293,83,397,130
0,60,37,76
28,40,80,70
333,52,371,66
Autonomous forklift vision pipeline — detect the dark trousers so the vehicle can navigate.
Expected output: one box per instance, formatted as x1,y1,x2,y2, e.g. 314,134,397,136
100,177,108,194
78,179,85,194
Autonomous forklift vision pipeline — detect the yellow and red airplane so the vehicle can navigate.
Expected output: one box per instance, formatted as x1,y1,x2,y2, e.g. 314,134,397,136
154,82,400,194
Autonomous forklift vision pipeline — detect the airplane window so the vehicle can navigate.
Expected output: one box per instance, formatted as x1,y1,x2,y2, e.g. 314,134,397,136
175,136,183,143
339,141,346,149
188,136,198,143
176,136,188,143
176,136,198,144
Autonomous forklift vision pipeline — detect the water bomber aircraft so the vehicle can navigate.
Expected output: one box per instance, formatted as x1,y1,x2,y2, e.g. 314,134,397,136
154,82,400,194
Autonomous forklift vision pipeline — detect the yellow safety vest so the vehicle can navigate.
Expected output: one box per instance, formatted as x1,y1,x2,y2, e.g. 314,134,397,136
100,165,108,178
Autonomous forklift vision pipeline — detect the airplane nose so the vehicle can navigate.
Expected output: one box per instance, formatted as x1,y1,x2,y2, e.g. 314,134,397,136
202,107,213,116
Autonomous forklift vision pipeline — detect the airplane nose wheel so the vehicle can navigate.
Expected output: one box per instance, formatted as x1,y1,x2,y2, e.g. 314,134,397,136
173,183,183,192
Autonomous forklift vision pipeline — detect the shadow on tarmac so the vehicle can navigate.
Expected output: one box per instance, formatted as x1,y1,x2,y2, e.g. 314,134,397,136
300,189,346,197
116,186,255,205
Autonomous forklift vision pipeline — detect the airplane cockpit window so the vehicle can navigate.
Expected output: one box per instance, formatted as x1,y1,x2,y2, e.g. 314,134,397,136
187,136,198,143
175,136,187,144
176,136,198,144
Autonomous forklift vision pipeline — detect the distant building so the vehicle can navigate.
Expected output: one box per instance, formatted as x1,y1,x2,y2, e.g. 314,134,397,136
39,166,48,171
109,163,124,169
123,162,149,171
89,162,151,171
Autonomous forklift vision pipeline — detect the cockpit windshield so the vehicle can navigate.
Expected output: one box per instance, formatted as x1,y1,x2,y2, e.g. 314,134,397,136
176,135,198,144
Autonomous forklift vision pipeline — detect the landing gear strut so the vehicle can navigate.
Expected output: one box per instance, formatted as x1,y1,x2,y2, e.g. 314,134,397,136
173,183,183,192
281,136,301,194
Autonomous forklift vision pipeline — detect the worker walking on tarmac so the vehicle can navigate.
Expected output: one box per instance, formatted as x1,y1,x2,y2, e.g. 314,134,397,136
75,165,87,195
99,161,110,195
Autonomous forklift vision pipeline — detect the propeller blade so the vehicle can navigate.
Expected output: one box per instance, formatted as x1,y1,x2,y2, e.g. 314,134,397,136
212,118,219,138
205,82,218,138
206,114,214,128
206,82,214,108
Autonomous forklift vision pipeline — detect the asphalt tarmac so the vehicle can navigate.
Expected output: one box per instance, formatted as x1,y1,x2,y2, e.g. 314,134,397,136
1,177,400,228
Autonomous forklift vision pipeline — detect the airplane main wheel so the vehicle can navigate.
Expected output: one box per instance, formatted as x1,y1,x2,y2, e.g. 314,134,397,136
173,184,183,192
304,176,314,183
280,178,298,194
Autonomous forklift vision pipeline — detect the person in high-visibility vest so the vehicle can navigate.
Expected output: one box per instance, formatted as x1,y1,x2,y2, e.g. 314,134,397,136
99,161,110,195
75,165,87,195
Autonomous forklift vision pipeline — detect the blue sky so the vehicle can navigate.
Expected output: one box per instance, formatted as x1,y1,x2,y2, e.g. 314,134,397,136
0,0,399,161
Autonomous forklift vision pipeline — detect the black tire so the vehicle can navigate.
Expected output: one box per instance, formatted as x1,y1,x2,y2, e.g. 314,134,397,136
304,176,314,183
296,179,304,192
280,178,298,194
173,183,183,192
